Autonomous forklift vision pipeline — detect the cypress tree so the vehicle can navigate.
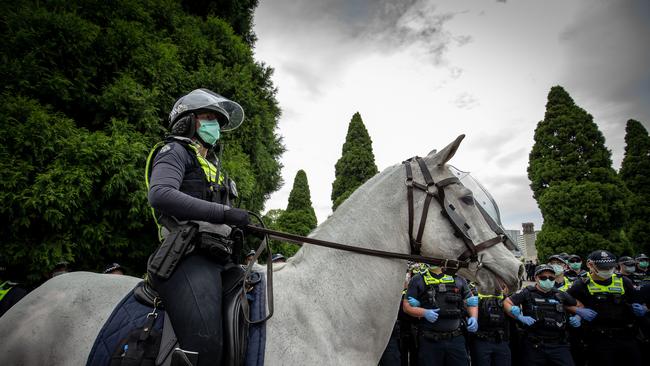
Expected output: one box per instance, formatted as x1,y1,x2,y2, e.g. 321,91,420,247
620,119,650,254
276,170,317,257
527,86,630,260
331,112,378,210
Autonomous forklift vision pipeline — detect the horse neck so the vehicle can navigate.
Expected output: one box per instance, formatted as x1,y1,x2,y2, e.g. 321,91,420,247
288,168,410,342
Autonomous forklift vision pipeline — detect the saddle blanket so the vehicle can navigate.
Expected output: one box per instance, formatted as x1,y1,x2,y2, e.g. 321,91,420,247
87,273,267,366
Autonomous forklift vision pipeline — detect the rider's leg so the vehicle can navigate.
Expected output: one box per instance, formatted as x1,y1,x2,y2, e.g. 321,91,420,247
152,254,225,366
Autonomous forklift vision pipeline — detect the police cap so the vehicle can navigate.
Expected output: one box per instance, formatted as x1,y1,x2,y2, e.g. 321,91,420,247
547,254,567,264
587,250,617,269
635,253,649,261
618,256,635,265
246,250,256,258
567,254,582,262
535,264,555,276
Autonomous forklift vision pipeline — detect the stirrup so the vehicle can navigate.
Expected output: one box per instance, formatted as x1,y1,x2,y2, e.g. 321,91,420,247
171,348,199,366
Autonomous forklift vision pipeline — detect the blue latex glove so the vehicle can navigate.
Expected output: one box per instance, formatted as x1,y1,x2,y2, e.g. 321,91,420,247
569,315,581,328
466,296,479,307
510,305,522,317
575,307,598,322
407,296,421,308
467,317,478,333
548,299,559,304
516,314,536,326
632,303,648,317
424,309,440,323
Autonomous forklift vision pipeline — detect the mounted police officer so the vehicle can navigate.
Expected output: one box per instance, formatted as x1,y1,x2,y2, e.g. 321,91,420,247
146,89,250,366
566,250,644,366
564,254,585,283
632,253,650,287
403,265,478,366
470,284,511,366
504,264,580,366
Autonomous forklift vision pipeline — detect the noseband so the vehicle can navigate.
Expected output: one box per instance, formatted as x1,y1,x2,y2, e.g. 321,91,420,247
403,157,506,270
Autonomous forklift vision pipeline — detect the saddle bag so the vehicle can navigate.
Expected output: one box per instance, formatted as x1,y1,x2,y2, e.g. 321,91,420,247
110,314,162,366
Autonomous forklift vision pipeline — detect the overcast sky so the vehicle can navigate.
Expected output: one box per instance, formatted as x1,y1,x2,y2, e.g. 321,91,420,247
252,0,650,232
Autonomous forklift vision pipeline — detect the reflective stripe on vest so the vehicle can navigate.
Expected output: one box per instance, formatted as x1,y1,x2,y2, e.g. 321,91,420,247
423,272,455,286
0,281,13,302
478,293,504,300
558,279,572,292
586,273,625,295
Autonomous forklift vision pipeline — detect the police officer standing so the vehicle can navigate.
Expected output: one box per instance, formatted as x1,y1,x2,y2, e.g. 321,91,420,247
564,255,585,283
403,265,478,366
504,264,580,366
548,255,571,292
470,285,511,366
632,254,650,287
617,256,636,282
566,250,644,366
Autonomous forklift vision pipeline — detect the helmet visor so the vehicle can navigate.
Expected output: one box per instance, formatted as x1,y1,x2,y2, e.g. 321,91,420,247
169,89,245,131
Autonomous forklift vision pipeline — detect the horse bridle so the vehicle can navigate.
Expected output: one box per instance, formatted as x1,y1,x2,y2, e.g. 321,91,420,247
402,156,506,271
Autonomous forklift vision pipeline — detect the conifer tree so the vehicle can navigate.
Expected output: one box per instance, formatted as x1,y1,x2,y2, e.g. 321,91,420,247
620,119,650,254
527,86,630,260
276,170,317,257
331,112,378,210
0,0,282,283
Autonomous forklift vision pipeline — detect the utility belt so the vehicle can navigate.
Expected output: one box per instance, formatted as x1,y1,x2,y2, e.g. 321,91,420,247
524,332,568,345
419,328,463,342
475,329,508,343
148,217,240,279
585,326,636,340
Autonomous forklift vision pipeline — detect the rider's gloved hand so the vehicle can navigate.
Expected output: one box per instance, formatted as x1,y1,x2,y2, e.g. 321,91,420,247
516,314,536,326
466,317,478,333
223,207,250,226
575,308,598,322
407,297,421,308
466,296,479,307
510,305,522,317
424,309,440,323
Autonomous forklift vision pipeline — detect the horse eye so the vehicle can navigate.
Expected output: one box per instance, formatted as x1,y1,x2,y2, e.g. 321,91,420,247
461,195,474,205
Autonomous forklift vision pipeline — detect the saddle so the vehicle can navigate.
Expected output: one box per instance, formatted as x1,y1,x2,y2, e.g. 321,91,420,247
132,264,260,366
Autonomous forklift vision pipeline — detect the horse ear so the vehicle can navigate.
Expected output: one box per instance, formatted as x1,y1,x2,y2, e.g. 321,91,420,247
426,149,437,157
430,134,465,166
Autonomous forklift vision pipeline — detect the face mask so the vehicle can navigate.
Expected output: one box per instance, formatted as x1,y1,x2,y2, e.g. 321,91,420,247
595,268,615,279
539,279,555,291
569,262,582,271
639,261,649,269
550,264,564,275
624,266,636,274
197,120,221,146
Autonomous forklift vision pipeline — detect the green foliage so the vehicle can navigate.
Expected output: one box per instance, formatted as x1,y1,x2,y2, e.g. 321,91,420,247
620,119,650,254
274,170,317,257
527,86,629,261
0,0,282,284
331,112,378,210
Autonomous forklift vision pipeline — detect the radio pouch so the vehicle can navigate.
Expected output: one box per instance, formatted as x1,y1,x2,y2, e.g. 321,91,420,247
148,217,198,280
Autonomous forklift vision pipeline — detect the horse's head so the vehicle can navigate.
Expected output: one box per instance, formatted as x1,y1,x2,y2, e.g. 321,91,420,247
407,135,524,294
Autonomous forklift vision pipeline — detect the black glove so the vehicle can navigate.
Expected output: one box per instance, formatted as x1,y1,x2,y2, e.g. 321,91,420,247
223,207,250,226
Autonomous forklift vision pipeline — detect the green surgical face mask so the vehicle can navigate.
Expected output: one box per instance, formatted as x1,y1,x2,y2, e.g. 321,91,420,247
550,264,564,275
569,262,582,271
197,120,221,146
539,279,555,291
639,261,649,269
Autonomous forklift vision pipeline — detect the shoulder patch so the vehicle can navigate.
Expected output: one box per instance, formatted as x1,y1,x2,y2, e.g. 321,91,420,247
159,144,172,154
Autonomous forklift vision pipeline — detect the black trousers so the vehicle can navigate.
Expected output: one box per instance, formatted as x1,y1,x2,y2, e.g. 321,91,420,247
380,322,402,366
417,334,468,366
470,338,511,366
522,339,574,366
151,254,225,366
584,336,641,366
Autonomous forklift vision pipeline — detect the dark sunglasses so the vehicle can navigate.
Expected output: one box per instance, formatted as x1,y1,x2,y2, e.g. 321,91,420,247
568,259,581,263
538,276,555,281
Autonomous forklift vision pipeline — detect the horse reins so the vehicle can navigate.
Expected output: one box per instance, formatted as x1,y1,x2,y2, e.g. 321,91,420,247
241,156,509,323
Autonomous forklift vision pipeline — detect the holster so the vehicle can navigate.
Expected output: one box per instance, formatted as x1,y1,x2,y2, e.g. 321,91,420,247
148,218,198,280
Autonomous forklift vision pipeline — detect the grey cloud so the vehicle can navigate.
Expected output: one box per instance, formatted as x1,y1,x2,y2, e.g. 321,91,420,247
559,0,650,128
453,92,479,110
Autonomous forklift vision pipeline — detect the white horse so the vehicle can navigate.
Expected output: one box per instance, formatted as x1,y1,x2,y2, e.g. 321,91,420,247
0,135,523,365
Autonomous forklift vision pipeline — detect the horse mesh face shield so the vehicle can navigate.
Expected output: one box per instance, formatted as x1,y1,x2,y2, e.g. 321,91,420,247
448,165,517,251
